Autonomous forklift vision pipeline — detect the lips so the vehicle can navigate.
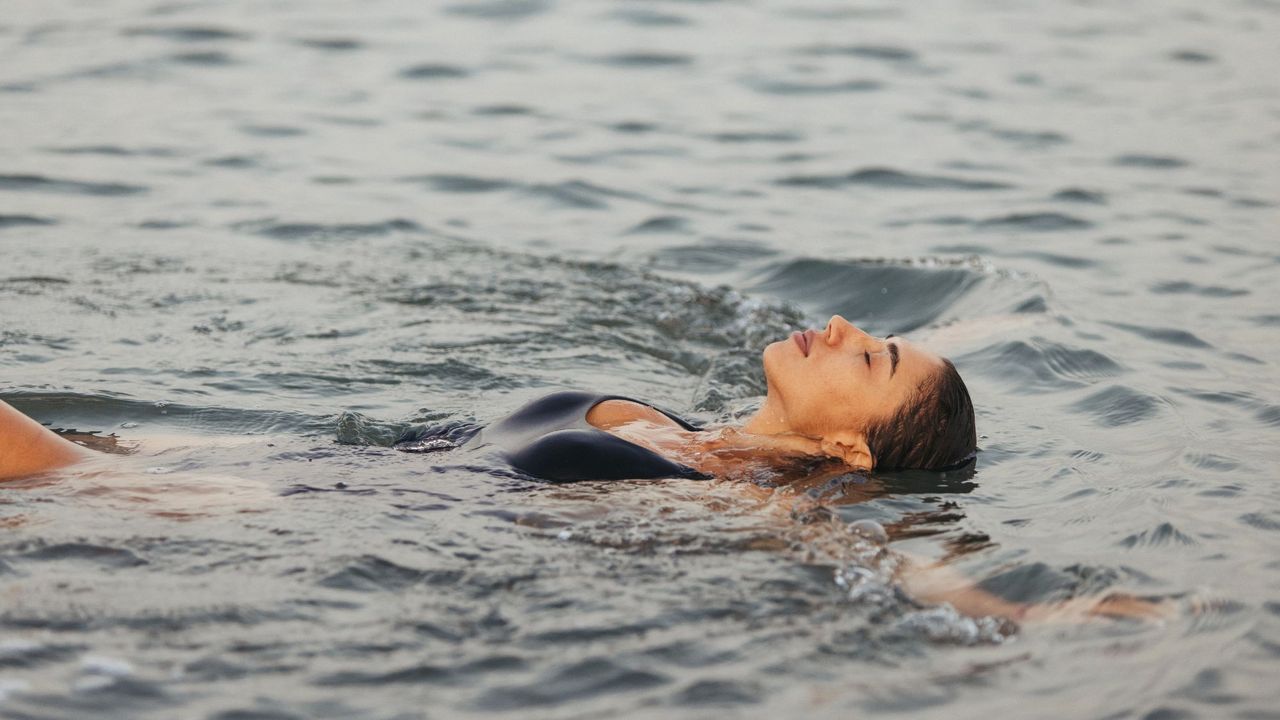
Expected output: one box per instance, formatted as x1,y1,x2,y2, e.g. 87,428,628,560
792,330,812,357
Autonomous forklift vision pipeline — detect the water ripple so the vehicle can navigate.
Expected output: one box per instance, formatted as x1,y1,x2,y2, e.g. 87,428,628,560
233,218,423,241
797,44,919,62
961,340,1124,392
1071,385,1162,427
444,0,552,21
745,77,882,95
976,212,1093,231
777,167,1012,191
0,174,147,196
121,25,249,42
399,63,471,80
1113,154,1190,169
1118,522,1197,548
0,214,55,228
1105,322,1212,349
472,658,670,710
591,52,694,68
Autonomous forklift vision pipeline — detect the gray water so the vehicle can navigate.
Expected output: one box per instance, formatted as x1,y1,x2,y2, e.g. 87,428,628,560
2,0,1279,717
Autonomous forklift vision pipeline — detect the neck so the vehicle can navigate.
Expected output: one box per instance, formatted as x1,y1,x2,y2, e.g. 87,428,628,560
719,396,824,457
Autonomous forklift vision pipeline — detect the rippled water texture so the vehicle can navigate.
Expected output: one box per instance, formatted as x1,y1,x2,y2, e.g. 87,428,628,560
2,0,1280,718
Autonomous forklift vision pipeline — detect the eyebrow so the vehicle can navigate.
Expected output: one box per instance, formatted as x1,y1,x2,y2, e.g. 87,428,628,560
888,341,899,378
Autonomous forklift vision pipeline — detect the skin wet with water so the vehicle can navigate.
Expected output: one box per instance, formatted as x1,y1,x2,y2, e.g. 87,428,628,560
2,0,1279,717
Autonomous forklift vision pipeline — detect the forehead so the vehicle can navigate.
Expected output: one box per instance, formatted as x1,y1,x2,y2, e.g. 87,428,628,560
892,337,944,380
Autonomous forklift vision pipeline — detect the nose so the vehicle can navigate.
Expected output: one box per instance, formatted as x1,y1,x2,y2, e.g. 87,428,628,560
825,315,879,348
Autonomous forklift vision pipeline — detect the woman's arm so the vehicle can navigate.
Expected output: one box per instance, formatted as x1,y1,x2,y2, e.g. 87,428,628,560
896,554,1171,622
0,399,93,481
756,488,1170,623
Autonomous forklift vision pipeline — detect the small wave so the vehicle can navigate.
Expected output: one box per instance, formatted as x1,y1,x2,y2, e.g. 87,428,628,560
1151,280,1249,298
318,555,462,592
1105,322,1212,349
1118,522,1197,548
0,392,325,435
204,154,263,169
624,215,691,235
398,63,470,79
472,103,536,116
796,44,918,62
1011,251,1097,268
609,9,692,27
745,77,881,95
45,145,177,157
233,218,422,241
1170,49,1216,63
1113,154,1189,169
778,166,1011,191
315,663,453,686
12,542,147,568
609,120,660,134
1182,450,1240,472
0,174,147,196
673,679,763,706
405,174,514,193
523,180,614,209
748,257,991,332
1071,385,1162,427
334,410,408,447
168,50,236,66
445,0,551,20
648,238,778,275
1240,512,1280,532
960,340,1123,393
137,217,194,228
238,125,305,137
294,37,364,51
0,214,55,228
1256,406,1280,428
0,641,82,669
364,358,504,386
708,130,801,144
590,52,693,68
121,25,249,42
1051,187,1107,204
984,126,1069,147
976,212,1093,231
471,658,669,710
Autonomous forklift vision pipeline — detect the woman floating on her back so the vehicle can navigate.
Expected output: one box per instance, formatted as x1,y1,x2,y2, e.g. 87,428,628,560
0,315,1167,623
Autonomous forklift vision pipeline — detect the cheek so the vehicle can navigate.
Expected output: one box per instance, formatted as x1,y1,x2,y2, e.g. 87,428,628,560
781,362,853,429
809,364,875,426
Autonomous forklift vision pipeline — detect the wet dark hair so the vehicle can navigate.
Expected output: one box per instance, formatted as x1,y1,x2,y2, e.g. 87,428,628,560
865,358,976,471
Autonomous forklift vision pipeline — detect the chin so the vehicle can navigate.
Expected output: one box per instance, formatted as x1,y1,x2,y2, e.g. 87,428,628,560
761,339,788,383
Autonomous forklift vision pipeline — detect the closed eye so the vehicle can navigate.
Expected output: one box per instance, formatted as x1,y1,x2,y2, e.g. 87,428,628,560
863,350,870,367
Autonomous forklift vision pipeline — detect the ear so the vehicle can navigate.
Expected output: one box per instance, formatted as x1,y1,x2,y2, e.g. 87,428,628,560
819,431,874,472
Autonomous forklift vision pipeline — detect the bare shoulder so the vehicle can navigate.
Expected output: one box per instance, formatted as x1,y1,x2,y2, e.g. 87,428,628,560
585,399,682,430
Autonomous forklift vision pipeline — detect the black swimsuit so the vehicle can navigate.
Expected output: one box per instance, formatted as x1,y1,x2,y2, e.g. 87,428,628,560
399,391,710,483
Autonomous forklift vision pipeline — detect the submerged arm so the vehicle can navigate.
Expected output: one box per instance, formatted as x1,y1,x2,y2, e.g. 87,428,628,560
896,554,1170,623
0,399,93,481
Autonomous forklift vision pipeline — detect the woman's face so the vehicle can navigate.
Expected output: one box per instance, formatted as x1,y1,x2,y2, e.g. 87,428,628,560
761,315,943,436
